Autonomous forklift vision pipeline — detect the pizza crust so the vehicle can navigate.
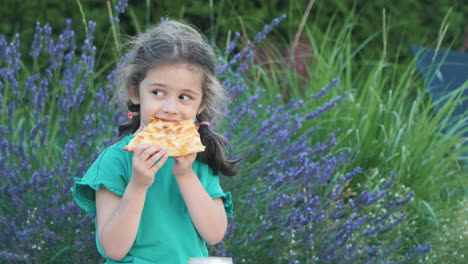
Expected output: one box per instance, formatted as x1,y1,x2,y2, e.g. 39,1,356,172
124,118,206,157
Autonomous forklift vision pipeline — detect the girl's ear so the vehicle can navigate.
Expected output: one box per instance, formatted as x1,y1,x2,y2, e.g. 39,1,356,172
127,85,140,104
197,103,207,114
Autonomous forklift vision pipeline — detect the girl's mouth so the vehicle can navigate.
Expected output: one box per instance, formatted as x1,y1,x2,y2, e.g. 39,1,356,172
155,117,180,122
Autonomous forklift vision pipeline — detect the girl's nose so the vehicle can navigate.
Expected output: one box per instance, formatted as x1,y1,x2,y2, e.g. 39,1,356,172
162,98,178,114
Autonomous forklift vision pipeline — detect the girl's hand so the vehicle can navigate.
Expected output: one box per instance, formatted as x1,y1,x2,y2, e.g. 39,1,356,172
173,153,197,177
131,144,168,188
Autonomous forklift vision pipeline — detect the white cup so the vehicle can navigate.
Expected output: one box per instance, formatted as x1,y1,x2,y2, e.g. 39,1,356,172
188,257,233,264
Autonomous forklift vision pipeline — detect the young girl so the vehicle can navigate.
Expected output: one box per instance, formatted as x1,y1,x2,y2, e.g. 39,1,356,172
72,20,239,264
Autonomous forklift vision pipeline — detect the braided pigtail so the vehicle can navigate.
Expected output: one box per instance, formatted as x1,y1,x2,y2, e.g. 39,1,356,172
118,101,141,138
197,122,240,177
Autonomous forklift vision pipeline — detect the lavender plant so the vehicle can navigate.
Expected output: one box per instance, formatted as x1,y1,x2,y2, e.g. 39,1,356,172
0,8,431,264
0,19,123,262
214,86,430,262
209,17,430,263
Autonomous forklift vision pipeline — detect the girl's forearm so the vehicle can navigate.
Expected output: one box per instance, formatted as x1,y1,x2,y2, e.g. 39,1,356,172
176,172,228,245
99,181,148,260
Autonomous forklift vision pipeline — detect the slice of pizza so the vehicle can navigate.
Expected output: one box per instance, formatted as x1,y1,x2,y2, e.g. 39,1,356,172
124,118,206,157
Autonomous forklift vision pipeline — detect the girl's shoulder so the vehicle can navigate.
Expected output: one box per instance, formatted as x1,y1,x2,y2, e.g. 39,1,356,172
110,134,134,150
193,158,218,180
89,135,134,168
72,136,134,215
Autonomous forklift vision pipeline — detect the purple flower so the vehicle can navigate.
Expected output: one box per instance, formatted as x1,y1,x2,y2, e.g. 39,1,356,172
6,34,21,71
30,22,43,58
312,78,340,100
306,93,347,120
0,35,8,60
115,0,128,14
254,15,287,43
226,32,241,54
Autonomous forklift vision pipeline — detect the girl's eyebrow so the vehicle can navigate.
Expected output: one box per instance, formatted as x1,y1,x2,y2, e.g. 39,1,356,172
147,82,166,87
147,82,201,96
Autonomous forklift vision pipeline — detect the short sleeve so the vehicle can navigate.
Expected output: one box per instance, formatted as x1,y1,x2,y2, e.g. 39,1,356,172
71,146,130,216
196,161,234,215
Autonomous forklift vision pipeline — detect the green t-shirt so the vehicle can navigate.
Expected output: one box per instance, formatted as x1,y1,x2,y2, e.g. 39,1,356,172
71,134,233,264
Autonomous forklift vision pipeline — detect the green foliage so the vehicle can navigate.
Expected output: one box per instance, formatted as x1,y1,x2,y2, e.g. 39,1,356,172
1,0,466,263
243,9,467,263
247,8,467,199
419,200,467,264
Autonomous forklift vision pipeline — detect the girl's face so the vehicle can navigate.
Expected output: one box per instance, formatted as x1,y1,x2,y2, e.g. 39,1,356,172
129,63,206,132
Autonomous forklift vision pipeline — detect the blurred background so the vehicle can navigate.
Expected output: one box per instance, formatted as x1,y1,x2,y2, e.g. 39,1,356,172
1,0,466,66
0,0,466,263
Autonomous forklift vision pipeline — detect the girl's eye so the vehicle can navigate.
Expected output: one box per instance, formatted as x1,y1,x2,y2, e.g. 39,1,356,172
179,95,191,101
152,90,164,96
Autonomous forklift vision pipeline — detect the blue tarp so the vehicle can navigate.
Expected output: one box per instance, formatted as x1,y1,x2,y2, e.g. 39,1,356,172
411,46,467,143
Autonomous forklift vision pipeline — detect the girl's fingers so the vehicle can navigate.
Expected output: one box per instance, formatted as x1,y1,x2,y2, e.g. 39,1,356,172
133,145,167,173
139,145,166,160
133,144,150,157
145,148,167,166
173,153,196,164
